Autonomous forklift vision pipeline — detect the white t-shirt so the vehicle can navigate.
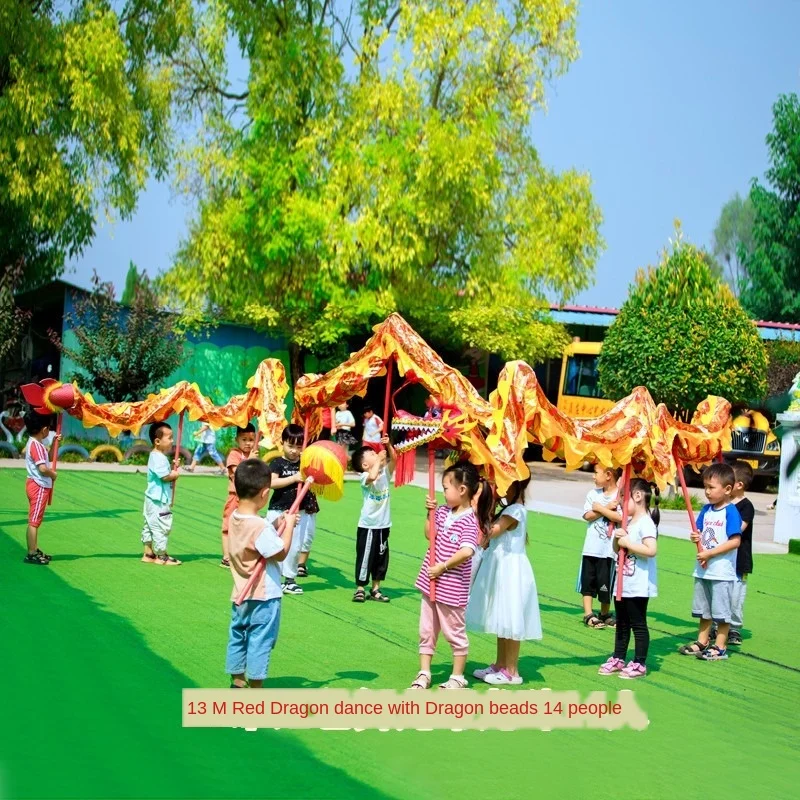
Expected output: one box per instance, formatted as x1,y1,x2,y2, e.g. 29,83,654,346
25,438,53,488
200,426,216,445
620,515,658,598
359,469,391,529
582,488,617,558
692,503,742,581
335,410,355,429
362,415,383,443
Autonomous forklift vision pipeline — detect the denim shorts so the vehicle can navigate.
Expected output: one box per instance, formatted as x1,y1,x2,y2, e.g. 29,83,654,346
692,578,734,623
225,598,281,681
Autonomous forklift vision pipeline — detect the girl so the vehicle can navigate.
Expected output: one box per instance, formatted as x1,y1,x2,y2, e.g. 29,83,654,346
598,478,659,680
334,402,357,448
468,477,542,685
410,462,492,690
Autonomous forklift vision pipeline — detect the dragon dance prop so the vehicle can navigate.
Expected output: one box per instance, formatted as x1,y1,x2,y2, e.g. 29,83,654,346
20,379,78,504
236,441,347,605
21,359,291,453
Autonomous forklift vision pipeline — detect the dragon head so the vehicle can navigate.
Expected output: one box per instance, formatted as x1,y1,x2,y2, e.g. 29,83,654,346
391,403,473,453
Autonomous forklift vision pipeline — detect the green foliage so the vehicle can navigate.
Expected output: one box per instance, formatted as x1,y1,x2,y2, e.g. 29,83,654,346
740,94,800,322
51,271,184,402
765,338,800,398
598,231,768,410
120,261,144,305
712,192,754,296
163,0,602,374
659,491,703,511
0,1,190,280
0,261,31,362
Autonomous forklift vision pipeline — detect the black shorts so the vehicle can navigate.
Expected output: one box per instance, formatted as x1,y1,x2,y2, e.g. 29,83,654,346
581,555,616,604
355,527,390,586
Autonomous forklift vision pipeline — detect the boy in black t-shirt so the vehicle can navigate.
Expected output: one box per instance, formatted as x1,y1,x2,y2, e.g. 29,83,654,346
730,461,755,646
266,424,318,595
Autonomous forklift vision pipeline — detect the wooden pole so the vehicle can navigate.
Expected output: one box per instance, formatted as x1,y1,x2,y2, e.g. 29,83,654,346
171,410,185,507
428,445,437,602
674,448,705,567
48,414,63,506
614,464,632,601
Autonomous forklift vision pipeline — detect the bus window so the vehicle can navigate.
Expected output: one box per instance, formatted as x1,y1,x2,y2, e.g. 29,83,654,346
563,354,603,398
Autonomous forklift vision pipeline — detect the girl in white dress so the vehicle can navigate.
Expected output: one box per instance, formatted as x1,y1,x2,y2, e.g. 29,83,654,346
467,477,542,685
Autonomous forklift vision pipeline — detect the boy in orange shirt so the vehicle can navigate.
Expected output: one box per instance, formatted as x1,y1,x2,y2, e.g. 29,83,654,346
220,423,257,568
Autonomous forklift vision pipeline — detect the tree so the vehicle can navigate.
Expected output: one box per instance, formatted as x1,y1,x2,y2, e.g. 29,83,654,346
598,233,768,411
765,338,800,399
121,261,144,305
0,1,190,288
51,272,184,402
712,193,754,296
162,0,602,381
0,261,32,362
740,93,800,322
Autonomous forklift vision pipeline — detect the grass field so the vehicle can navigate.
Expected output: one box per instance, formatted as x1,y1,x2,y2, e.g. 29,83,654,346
1,469,798,800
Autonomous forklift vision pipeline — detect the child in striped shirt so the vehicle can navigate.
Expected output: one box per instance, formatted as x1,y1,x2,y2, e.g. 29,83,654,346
22,411,60,565
410,462,492,690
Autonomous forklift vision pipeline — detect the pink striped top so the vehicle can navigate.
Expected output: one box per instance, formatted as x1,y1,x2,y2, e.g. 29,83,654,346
415,505,480,607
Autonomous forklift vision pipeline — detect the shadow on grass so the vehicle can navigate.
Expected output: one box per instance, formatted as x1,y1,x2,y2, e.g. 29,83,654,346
0,528,397,800
268,670,381,688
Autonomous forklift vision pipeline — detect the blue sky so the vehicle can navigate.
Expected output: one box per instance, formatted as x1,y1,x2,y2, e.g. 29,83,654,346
70,0,800,310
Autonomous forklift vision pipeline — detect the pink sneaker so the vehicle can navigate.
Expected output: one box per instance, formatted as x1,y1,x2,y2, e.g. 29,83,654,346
619,661,647,680
473,664,499,681
597,657,625,675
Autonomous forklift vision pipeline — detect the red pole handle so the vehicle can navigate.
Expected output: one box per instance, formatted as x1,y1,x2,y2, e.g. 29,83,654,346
427,445,437,602
48,414,63,506
171,410,185,507
674,448,706,567
235,478,314,605
382,357,394,437
614,464,632,601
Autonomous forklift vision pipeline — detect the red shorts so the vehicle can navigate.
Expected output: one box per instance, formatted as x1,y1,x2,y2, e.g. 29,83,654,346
26,479,51,527
221,494,238,534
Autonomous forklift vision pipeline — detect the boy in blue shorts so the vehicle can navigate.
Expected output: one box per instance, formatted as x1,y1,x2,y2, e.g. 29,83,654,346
679,463,741,661
226,459,297,688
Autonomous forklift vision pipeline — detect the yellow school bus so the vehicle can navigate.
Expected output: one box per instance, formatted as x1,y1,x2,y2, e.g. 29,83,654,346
556,340,779,481
556,341,616,419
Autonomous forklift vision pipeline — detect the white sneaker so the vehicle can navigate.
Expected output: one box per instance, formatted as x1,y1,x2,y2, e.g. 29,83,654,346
282,581,304,595
472,664,499,681
484,669,523,686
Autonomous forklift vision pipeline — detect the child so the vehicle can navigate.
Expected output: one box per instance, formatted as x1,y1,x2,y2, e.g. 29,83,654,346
598,478,659,679
187,422,226,474
334,402,357,447
351,435,397,603
579,464,623,628
266,424,317,592
361,404,384,446
468,477,542,685
220,423,257,568
319,407,336,441
679,462,742,661
226,458,298,688
141,422,182,565
729,461,755,647
118,429,135,451
22,411,59,565
410,462,492,690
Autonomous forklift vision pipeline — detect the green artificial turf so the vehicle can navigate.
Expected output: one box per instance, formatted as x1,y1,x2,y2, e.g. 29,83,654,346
0,469,798,800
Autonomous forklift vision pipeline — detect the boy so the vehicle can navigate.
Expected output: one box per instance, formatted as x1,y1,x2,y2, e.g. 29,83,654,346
266,424,317,594
729,461,755,646
187,422,226,474
22,411,59,565
351,435,396,603
220,423,257,568
226,459,298,688
141,422,182,565
679,462,742,660
579,464,622,628
361,404,384,446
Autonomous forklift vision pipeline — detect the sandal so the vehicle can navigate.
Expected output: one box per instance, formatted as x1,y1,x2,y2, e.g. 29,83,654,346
678,640,709,656
23,551,50,565
352,587,366,603
583,613,606,629
410,671,431,689
439,675,469,689
368,589,390,603
36,548,52,561
297,564,308,578
697,644,728,661
220,558,231,568
142,552,158,564
599,613,616,628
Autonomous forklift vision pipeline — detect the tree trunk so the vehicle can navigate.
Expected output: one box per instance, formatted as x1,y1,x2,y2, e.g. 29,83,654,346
289,340,305,388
